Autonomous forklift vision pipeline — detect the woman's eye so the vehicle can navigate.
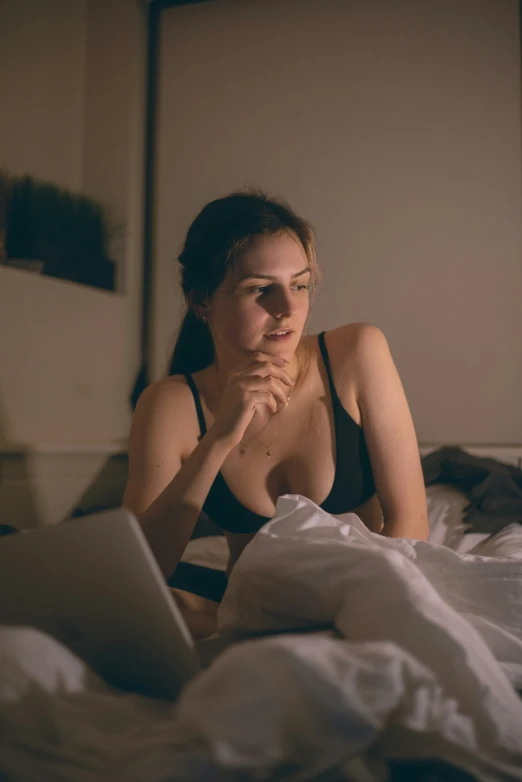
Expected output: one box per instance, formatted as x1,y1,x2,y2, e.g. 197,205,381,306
246,284,309,295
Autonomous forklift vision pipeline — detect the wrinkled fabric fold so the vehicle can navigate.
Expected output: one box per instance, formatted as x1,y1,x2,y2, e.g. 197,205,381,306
2,495,522,781
213,495,522,778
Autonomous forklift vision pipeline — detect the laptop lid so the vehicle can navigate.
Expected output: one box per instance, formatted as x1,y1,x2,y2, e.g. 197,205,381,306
0,508,201,700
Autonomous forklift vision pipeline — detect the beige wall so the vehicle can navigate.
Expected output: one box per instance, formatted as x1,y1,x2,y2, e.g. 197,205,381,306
153,0,522,445
0,0,146,450
0,0,88,189
0,0,520,527
81,0,139,277
0,266,131,444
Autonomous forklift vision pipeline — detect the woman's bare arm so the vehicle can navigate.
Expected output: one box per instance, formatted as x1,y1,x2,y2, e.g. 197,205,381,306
353,324,429,540
122,378,234,578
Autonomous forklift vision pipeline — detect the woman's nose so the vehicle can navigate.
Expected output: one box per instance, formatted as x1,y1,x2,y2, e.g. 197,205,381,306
271,288,294,319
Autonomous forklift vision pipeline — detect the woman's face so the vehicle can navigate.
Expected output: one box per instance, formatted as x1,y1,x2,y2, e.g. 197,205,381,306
207,231,311,364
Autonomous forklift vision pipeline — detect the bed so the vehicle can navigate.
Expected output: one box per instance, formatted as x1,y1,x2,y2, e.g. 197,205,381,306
1,446,522,782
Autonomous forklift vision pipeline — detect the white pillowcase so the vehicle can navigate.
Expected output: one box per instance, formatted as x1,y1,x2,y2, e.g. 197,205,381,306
425,483,485,553
181,535,229,571
426,483,522,557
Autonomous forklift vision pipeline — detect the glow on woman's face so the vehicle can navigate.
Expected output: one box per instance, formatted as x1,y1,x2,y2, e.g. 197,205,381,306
207,232,311,359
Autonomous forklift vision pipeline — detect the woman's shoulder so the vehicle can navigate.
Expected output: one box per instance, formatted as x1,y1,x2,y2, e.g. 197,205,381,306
135,374,194,411
317,322,388,396
131,375,199,454
130,375,199,468
314,321,384,358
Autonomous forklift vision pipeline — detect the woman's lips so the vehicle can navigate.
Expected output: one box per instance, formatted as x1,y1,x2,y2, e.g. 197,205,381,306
264,330,293,342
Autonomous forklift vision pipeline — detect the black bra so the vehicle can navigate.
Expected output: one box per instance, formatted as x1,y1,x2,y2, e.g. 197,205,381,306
185,331,376,534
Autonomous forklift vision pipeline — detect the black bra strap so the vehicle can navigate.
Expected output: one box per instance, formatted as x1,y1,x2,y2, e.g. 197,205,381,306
184,374,207,437
318,331,340,403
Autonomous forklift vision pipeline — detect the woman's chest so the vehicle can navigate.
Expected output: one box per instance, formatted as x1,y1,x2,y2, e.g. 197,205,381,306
220,384,382,571
197,332,365,520
220,393,337,519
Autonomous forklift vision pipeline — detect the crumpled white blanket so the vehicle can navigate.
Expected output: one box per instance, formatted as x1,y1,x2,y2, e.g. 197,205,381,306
2,494,522,781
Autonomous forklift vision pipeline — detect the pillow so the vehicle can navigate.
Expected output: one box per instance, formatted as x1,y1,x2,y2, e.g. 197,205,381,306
181,536,229,571
426,484,491,554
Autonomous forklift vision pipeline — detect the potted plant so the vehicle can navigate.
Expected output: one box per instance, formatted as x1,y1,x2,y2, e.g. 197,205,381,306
1,172,118,292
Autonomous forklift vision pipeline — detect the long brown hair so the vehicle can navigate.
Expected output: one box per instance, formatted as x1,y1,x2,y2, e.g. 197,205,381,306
168,187,322,376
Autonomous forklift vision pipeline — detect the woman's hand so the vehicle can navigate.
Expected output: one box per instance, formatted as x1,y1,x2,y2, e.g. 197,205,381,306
210,352,295,449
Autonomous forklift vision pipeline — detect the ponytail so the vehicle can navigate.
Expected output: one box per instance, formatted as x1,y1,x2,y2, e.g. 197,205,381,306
167,308,214,376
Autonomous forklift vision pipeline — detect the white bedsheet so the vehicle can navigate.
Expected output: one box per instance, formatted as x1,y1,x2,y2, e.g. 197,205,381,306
2,495,522,781
179,483,522,570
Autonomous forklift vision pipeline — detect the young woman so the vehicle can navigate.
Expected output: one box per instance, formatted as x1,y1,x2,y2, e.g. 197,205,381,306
122,189,429,638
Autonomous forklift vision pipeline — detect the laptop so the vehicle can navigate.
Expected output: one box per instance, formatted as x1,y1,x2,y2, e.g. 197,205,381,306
0,508,202,701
